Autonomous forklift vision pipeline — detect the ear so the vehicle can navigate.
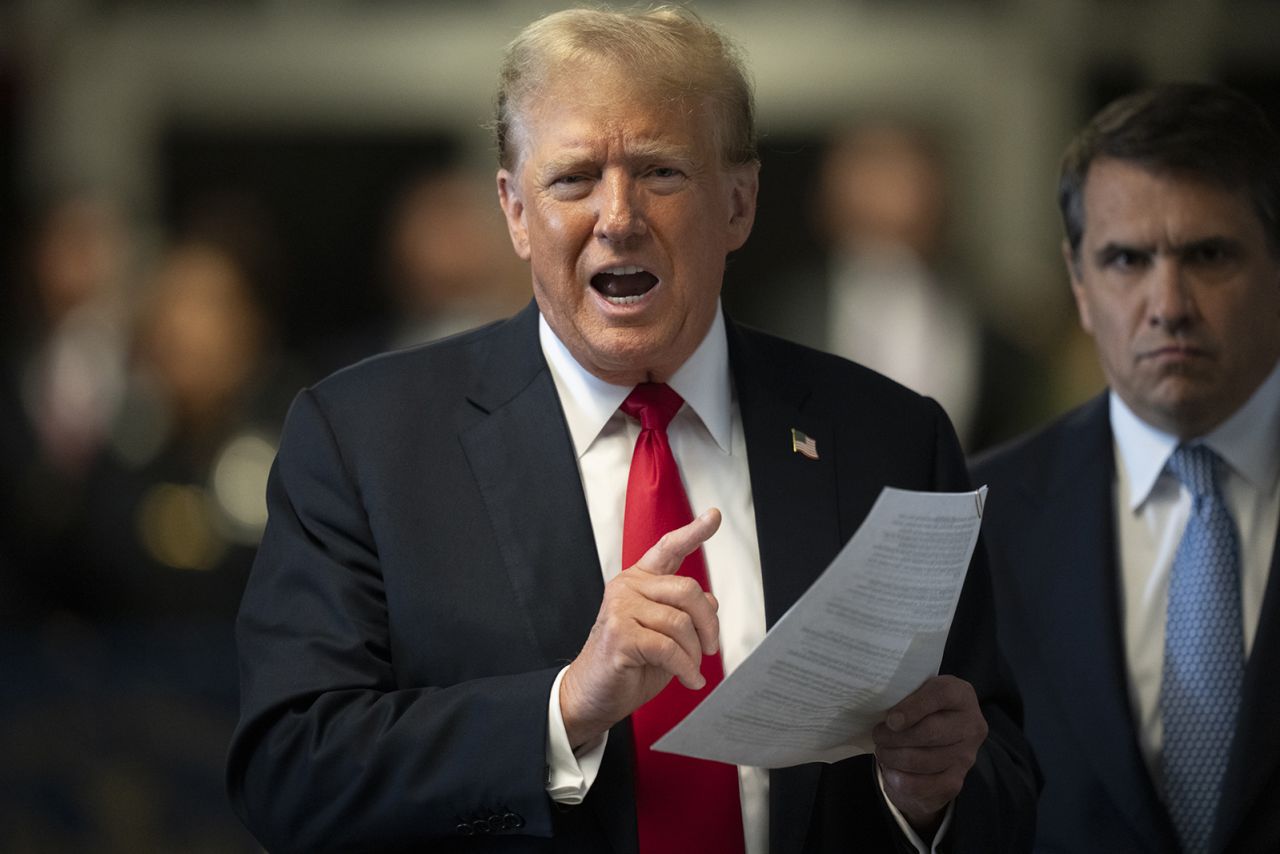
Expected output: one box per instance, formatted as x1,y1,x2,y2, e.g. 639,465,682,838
724,162,760,252
1063,238,1094,334
497,169,531,261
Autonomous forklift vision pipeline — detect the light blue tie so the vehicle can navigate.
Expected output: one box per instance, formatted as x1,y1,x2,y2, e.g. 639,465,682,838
1160,444,1244,854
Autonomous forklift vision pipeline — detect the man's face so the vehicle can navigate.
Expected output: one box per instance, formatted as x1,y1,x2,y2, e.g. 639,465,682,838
1068,157,1280,438
497,65,758,385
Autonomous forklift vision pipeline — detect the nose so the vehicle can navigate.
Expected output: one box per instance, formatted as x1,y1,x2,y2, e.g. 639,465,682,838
595,172,646,243
1148,258,1195,333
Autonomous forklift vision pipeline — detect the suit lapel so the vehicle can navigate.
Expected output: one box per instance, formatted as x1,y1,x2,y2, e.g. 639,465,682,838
728,322,841,854
460,304,604,666
1215,521,1280,851
460,304,636,853
1019,398,1177,852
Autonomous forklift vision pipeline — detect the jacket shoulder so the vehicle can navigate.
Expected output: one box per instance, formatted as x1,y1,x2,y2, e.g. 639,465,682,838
313,318,509,400
969,393,1110,492
733,322,939,416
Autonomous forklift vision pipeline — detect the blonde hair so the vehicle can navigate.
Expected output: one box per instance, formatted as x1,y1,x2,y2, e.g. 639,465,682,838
494,5,757,170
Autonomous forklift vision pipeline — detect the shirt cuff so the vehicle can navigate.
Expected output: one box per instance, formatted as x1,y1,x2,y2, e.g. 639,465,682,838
545,665,608,804
875,762,954,854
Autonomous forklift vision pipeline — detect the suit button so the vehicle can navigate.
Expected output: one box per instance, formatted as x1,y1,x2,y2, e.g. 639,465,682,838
471,818,493,834
455,822,474,836
502,812,525,830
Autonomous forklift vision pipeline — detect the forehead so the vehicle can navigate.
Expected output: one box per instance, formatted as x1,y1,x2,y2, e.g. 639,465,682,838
1081,158,1265,245
509,64,716,167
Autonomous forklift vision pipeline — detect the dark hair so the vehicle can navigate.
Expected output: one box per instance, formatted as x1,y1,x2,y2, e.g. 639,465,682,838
1059,83,1280,259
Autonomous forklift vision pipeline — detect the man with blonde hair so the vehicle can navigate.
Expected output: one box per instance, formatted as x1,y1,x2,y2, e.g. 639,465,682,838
229,7,1037,852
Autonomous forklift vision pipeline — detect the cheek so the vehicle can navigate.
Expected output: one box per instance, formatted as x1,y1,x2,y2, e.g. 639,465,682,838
1222,290,1280,359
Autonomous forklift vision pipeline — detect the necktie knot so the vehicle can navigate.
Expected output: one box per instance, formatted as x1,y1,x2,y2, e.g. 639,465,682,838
621,382,684,432
1166,444,1224,502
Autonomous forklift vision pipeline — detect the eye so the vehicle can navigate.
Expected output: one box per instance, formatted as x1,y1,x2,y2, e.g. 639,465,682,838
1184,241,1234,266
1103,248,1149,272
547,173,595,199
642,165,689,189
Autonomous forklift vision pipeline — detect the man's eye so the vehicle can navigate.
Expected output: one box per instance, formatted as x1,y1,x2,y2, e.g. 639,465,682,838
1186,243,1231,265
548,174,594,197
1106,250,1148,271
647,166,684,180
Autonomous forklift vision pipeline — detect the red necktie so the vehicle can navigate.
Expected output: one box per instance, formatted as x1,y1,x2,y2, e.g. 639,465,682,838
621,383,745,854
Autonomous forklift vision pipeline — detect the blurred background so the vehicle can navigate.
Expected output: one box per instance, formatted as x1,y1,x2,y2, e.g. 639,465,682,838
1,0,1278,849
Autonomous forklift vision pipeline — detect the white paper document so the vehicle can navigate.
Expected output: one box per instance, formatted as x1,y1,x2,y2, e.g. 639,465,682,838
653,485,987,768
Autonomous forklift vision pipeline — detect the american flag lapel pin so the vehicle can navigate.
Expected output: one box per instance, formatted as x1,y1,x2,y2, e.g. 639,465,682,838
790,428,819,460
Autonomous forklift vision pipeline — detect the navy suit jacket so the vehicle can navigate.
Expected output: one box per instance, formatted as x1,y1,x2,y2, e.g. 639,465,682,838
972,394,1280,853
227,303,1036,852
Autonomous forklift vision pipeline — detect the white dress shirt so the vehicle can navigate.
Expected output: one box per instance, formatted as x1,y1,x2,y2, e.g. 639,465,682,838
826,247,981,444
537,302,948,854
538,304,769,852
1111,359,1280,779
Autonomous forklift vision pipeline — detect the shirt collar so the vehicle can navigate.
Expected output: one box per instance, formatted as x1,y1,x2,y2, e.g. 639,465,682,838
1205,358,1280,492
539,303,734,458
1111,357,1280,510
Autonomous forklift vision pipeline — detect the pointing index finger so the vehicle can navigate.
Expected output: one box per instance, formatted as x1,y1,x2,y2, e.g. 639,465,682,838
633,508,722,576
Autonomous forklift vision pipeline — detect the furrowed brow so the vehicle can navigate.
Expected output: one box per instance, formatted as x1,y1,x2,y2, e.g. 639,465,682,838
1093,241,1152,263
534,152,598,181
624,138,698,165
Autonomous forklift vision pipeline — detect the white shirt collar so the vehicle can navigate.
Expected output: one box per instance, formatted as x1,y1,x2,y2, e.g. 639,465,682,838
539,303,734,458
1111,357,1280,510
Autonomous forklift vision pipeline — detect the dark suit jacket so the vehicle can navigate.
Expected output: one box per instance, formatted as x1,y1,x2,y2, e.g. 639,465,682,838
971,394,1280,853
227,303,1036,853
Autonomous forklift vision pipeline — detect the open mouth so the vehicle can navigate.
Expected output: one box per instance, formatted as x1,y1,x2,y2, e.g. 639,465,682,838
591,266,659,305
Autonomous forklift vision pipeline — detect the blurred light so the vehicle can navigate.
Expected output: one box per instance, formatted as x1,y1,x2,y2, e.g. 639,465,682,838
210,432,275,542
108,373,174,469
136,482,223,571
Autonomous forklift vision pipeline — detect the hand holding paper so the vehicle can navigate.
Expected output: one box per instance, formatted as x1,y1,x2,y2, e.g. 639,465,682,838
653,486,988,768
875,674,989,834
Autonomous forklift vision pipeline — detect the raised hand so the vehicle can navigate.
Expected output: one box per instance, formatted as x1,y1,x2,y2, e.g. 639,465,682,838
559,508,722,749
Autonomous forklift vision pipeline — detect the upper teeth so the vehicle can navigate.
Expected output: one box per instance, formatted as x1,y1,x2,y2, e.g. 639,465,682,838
604,265,645,275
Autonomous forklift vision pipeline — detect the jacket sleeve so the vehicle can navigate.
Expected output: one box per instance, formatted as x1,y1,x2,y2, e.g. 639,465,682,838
226,389,561,853
928,399,1041,852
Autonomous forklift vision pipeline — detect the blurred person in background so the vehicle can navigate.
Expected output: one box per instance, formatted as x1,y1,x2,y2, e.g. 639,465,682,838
0,227,286,852
0,192,131,620
317,164,529,376
382,165,529,348
767,121,1041,452
69,234,294,618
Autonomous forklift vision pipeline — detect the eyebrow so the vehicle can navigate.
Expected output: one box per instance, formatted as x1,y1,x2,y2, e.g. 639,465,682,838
1091,235,1243,264
623,138,699,163
1092,241,1152,263
535,138,700,179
